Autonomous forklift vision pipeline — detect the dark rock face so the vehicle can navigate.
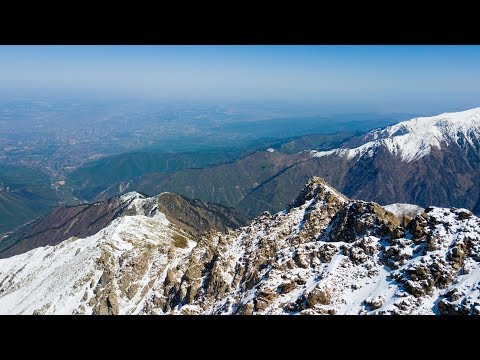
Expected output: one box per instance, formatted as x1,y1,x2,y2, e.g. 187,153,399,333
323,201,400,243
153,193,247,237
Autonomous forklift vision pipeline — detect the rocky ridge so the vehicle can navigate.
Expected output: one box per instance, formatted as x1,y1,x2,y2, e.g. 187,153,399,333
0,191,246,259
0,177,479,315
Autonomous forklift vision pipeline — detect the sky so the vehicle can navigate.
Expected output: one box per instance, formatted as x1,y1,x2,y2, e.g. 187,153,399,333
0,45,479,113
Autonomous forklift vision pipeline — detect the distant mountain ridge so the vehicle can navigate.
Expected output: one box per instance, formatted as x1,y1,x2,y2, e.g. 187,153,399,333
315,107,480,162
73,108,480,219
240,107,480,217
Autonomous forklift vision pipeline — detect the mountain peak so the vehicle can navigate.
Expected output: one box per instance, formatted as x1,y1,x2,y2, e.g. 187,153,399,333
313,107,480,163
289,176,348,209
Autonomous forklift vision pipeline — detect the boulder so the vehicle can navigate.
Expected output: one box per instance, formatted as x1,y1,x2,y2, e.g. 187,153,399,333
307,286,331,306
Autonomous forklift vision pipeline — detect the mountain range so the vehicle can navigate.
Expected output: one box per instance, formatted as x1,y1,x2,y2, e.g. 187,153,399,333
0,192,246,259
0,177,479,315
76,108,480,220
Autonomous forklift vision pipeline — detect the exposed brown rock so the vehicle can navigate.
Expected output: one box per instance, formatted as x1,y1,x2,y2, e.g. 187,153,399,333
307,286,331,306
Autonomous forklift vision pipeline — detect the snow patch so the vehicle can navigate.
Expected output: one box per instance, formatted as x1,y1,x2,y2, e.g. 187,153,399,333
384,203,424,219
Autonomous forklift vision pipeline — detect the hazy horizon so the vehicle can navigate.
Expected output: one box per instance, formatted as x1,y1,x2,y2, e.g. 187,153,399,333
1,45,479,115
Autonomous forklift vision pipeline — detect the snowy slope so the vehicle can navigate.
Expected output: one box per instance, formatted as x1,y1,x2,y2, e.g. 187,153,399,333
0,208,195,315
312,107,480,162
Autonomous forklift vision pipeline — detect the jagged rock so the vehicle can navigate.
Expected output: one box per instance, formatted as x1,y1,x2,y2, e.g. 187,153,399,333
164,268,177,287
307,286,331,306
236,302,254,315
364,296,384,310
126,283,140,300
402,215,413,227
390,227,404,240
456,210,473,220
438,299,470,315
96,300,109,315
318,244,337,263
278,281,295,294
294,253,309,268
152,294,165,309
107,293,119,315
449,242,468,270
407,216,428,241
244,269,261,290
254,289,276,312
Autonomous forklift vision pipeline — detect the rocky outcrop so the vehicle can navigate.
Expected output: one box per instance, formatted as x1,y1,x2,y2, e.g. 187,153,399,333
155,178,480,315
322,201,400,243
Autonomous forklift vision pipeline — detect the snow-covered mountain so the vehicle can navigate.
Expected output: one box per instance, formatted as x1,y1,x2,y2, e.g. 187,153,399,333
239,107,480,216
312,107,480,162
1,177,479,315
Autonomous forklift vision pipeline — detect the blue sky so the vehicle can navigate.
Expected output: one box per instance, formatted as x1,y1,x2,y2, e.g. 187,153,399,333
1,45,479,113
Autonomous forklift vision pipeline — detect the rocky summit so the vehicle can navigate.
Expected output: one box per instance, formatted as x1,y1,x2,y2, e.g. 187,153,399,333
0,177,479,315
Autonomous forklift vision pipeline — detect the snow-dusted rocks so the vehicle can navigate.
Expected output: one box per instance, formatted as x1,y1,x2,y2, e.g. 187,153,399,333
163,178,480,315
384,203,423,220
